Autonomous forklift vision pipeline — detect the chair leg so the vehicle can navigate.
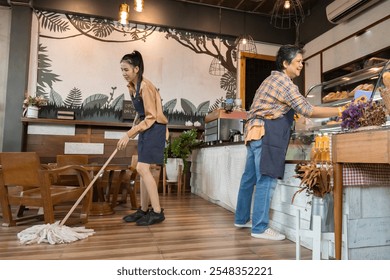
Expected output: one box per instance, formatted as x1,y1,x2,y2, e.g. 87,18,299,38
163,166,167,196
129,182,138,209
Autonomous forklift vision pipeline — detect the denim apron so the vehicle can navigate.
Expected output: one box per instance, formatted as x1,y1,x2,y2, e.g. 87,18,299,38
131,81,166,164
260,109,295,179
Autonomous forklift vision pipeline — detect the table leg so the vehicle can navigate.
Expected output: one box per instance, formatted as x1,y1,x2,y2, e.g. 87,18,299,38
333,163,343,260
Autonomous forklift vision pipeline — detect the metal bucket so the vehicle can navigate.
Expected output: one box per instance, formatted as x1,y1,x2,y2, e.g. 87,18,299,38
310,193,334,233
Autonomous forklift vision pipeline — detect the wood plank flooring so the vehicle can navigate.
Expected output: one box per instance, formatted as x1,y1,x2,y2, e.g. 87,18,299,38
0,193,311,260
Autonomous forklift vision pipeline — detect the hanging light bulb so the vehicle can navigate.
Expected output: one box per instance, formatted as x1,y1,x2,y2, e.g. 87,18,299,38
119,3,130,25
134,0,144,12
284,0,291,9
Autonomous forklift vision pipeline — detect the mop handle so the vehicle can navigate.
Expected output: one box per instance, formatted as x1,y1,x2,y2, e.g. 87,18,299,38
60,148,118,226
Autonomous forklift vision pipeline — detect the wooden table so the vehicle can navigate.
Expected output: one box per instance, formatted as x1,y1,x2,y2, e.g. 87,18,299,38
83,163,131,215
332,128,390,259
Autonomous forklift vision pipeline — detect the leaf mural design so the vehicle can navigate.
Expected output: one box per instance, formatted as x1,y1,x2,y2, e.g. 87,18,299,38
68,15,92,30
49,88,63,106
36,11,70,33
82,94,109,109
221,71,237,100
63,87,83,108
163,99,177,113
208,96,224,113
181,98,196,115
91,18,115,38
111,94,125,110
196,101,210,115
36,44,61,97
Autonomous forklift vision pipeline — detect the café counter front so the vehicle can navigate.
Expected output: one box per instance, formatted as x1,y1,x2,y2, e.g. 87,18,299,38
190,129,390,260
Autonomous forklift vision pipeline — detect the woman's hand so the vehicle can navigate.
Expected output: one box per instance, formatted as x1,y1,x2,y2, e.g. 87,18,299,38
117,133,130,150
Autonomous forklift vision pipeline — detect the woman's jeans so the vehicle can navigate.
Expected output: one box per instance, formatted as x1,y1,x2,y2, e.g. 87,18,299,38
234,139,277,234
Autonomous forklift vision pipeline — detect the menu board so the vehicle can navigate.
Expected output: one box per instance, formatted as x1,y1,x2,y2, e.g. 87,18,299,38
122,100,136,120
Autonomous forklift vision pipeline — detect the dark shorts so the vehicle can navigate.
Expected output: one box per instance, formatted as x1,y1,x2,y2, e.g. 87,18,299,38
137,122,166,164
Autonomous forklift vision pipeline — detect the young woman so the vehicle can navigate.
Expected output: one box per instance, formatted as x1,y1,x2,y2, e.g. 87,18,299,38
117,50,168,226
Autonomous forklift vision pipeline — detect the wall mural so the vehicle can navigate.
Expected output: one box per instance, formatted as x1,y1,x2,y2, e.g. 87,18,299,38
35,10,239,125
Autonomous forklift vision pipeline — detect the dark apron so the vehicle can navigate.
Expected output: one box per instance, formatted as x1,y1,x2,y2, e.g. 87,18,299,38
131,80,145,118
260,109,295,179
130,80,166,164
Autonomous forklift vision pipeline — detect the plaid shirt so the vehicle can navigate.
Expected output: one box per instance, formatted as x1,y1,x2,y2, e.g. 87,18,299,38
245,71,314,135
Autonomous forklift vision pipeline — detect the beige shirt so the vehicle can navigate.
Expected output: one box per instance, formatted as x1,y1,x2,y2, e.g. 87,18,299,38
126,78,168,139
244,125,265,144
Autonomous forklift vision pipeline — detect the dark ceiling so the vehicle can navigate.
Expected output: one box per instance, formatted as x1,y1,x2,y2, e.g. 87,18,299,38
171,0,321,16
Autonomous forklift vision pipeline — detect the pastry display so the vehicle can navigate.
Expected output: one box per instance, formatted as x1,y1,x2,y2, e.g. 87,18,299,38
322,83,374,103
322,90,348,103
348,83,374,97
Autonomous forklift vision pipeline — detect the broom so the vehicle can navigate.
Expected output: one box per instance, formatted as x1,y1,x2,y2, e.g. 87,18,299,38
17,149,118,245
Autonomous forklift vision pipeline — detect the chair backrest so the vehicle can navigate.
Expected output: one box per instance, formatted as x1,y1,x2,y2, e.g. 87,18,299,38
57,154,88,166
0,152,41,187
56,154,89,184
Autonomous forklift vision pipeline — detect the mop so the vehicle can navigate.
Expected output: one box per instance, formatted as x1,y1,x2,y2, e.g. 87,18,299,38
17,149,118,245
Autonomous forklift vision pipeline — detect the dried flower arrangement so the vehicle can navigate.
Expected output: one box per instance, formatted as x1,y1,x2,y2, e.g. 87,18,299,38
340,96,387,130
292,162,332,203
22,95,47,109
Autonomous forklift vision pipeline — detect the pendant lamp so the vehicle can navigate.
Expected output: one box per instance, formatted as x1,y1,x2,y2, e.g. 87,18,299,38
119,3,130,25
271,0,305,29
209,8,227,76
236,13,257,54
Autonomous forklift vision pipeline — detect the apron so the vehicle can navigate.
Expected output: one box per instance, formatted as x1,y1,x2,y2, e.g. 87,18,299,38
130,80,166,164
260,109,295,179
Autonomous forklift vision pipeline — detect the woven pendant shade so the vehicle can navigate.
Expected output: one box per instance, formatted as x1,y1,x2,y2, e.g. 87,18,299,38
271,0,305,29
236,34,257,53
209,57,227,76
209,8,227,76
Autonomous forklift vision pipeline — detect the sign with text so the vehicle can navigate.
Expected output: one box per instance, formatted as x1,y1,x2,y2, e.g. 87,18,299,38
122,100,136,120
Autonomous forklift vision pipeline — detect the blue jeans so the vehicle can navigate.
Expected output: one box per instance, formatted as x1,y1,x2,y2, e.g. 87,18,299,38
234,139,277,234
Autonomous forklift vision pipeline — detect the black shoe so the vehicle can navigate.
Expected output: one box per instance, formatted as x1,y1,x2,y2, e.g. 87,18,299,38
123,208,148,223
136,208,165,226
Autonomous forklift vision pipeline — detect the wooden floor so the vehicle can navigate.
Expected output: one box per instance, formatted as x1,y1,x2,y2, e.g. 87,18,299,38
0,193,311,260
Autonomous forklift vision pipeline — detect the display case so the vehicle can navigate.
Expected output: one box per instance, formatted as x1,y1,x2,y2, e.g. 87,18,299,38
304,59,390,133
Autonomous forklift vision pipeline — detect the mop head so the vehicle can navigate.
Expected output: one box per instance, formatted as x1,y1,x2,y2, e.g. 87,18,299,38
17,221,95,245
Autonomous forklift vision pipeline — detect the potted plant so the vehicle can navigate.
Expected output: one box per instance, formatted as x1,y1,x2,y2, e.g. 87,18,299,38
164,129,200,180
22,95,47,118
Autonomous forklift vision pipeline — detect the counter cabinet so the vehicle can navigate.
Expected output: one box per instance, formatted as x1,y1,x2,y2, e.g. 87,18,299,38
21,118,202,164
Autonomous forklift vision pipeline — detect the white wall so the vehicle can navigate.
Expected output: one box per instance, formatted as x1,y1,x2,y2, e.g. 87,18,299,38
0,6,11,150
304,0,390,96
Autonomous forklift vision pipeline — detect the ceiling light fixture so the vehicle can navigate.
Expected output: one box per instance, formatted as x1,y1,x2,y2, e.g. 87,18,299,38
236,13,257,54
209,8,227,76
134,0,144,12
271,0,304,29
119,3,130,25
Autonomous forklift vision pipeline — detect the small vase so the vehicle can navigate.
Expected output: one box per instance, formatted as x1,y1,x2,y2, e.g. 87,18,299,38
26,106,39,118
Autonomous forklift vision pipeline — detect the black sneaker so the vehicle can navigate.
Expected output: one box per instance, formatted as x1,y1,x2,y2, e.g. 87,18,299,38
123,208,148,223
136,208,165,226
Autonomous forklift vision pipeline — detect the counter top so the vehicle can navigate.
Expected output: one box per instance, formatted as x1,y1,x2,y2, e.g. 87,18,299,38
21,117,204,131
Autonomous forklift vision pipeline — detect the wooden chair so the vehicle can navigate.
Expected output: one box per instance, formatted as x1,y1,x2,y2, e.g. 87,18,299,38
56,154,89,186
116,155,139,209
162,163,184,195
0,152,92,227
118,157,161,208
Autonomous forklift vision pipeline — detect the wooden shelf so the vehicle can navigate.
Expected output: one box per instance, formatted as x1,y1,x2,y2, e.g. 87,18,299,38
21,117,203,131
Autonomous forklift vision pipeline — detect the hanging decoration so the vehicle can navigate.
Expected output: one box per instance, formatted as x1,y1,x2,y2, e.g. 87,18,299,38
270,0,305,29
209,8,227,76
236,12,257,54
119,2,130,25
